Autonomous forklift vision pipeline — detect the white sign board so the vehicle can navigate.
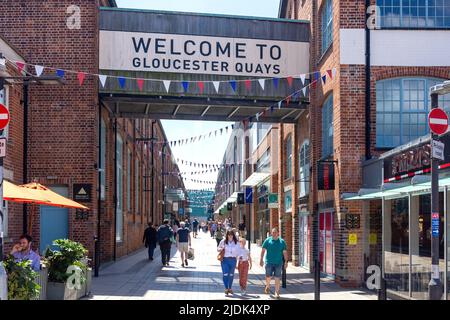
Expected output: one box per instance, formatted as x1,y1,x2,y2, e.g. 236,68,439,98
0,138,6,158
172,202,178,212
99,31,309,77
432,139,445,161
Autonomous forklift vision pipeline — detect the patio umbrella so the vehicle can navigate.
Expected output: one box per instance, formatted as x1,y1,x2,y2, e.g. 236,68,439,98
19,182,89,210
3,180,51,205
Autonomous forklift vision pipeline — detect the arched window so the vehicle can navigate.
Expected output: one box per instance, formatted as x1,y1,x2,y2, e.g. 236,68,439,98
376,77,450,148
299,140,310,198
321,0,333,54
322,94,334,157
285,134,293,179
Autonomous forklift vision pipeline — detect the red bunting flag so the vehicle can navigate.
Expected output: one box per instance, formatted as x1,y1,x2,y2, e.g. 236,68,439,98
286,96,291,106
327,69,333,79
311,80,317,90
244,80,251,90
16,62,25,73
287,76,293,87
198,81,205,94
137,78,144,91
77,72,86,86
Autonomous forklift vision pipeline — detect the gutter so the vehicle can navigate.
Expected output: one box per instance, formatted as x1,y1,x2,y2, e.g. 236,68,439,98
365,0,372,160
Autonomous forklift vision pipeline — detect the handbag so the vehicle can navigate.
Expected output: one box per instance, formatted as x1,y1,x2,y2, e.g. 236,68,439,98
188,247,195,260
217,248,225,262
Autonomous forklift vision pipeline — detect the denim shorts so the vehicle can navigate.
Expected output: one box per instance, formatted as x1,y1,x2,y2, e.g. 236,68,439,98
265,263,282,278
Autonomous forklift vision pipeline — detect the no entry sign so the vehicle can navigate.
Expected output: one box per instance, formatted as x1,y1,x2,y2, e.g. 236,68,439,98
428,108,449,135
0,103,10,130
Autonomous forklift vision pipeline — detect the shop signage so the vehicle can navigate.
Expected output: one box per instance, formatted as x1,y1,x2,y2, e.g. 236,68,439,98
73,184,92,202
345,214,360,229
178,208,184,216
317,162,335,190
99,31,308,78
348,233,357,245
268,193,278,208
227,202,233,211
237,192,245,205
245,187,253,204
432,139,445,161
383,134,450,181
173,202,178,212
431,212,439,238
0,137,6,158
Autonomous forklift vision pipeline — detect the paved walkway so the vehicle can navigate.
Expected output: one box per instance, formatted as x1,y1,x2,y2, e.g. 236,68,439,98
87,231,376,300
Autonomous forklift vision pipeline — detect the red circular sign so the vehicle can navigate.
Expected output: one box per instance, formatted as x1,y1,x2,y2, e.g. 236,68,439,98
428,108,449,135
0,103,10,130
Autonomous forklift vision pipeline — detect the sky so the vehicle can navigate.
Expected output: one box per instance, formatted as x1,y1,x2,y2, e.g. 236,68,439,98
115,0,279,190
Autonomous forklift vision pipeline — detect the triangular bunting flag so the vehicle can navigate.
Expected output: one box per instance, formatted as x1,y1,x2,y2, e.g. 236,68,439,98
56,69,65,78
118,77,126,89
270,106,274,113
314,71,321,81
287,76,293,87
300,74,306,86
244,80,251,90
302,86,307,97
332,68,337,79
229,81,237,92
286,96,291,106
322,74,327,85
0,58,5,67
137,78,144,91
77,72,86,86
258,79,266,90
273,78,279,88
182,81,189,92
16,62,25,73
98,75,107,88
35,65,44,77
255,112,260,121
278,101,282,109
198,81,204,94
212,81,220,93
327,69,333,79
163,80,171,92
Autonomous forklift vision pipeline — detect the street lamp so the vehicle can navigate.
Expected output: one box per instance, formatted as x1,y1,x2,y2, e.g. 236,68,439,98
428,80,450,300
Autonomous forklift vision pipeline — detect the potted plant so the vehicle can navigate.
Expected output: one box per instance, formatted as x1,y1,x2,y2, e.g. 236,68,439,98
44,239,90,300
4,256,41,300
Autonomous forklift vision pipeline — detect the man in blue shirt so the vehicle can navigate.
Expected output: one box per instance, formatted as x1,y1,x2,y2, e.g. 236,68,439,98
260,227,288,298
176,221,191,267
10,234,41,271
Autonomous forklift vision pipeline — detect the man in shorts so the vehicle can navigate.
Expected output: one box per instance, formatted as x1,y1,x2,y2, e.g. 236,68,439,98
259,227,288,298
176,221,191,267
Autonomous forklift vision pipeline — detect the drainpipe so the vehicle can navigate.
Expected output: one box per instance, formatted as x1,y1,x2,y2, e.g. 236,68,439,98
95,102,102,277
365,0,372,160
113,117,117,261
151,120,154,223
22,83,29,234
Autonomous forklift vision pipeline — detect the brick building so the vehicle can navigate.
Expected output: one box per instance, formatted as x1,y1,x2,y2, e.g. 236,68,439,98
0,0,186,266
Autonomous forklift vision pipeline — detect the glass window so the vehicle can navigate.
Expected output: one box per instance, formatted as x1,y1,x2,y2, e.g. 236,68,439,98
376,77,450,148
285,190,293,213
377,0,450,28
285,135,293,179
100,119,106,200
116,134,123,242
135,158,139,214
322,95,334,157
1,199,8,238
321,0,333,54
299,140,310,197
127,149,131,212
384,197,409,299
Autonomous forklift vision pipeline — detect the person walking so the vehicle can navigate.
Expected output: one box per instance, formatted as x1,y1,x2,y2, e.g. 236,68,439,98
259,227,288,298
176,221,191,267
217,230,240,296
237,238,252,295
214,223,224,247
192,218,199,238
143,222,157,261
238,221,246,239
157,219,174,266
210,221,217,238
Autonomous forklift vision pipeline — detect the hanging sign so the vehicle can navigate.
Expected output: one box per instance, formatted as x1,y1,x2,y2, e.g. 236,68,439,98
73,184,92,202
432,139,445,161
318,162,335,190
245,187,253,204
268,193,278,209
348,233,357,245
237,192,245,205
431,212,439,238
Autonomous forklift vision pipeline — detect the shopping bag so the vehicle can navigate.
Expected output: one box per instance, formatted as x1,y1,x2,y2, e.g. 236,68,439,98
188,247,195,260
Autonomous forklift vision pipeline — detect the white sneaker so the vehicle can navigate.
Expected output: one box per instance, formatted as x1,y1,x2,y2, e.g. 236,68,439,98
242,290,247,295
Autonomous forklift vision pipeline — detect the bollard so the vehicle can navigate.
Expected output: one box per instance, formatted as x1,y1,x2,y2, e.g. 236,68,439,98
94,236,99,277
378,277,387,300
314,259,320,300
282,257,287,288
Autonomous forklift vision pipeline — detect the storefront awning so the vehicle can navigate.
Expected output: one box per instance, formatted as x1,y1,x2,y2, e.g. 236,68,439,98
343,175,450,201
242,172,270,187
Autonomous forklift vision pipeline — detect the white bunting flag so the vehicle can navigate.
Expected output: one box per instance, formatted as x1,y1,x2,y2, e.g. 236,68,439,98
258,79,265,90
300,74,306,86
255,112,260,121
332,68,337,79
278,101,282,109
212,81,220,93
302,87,307,97
98,75,107,88
163,80,171,92
0,58,5,67
35,65,44,77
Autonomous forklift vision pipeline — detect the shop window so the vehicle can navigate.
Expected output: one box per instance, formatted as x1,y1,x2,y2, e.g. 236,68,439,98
116,134,123,242
322,95,334,158
377,0,450,29
376,77,450,148
321,0,333,55
285,190,292,213
299,140,310,197
285,134,293,179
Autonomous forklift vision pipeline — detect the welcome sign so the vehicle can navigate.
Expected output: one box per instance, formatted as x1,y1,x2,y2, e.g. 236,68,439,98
99,30,309,78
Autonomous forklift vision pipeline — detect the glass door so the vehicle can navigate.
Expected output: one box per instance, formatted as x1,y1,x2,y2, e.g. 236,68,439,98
320,211,335,276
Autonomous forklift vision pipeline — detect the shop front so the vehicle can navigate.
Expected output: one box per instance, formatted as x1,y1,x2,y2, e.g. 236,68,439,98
344,133,450,299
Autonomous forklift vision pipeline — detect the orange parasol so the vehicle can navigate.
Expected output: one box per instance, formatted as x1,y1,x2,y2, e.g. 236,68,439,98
19,182,89,210
3,180,51,205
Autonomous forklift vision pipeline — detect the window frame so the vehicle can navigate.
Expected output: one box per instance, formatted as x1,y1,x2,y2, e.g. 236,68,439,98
322,94,334,158
285,134,293,180
299,140,311,198
321,0,333,55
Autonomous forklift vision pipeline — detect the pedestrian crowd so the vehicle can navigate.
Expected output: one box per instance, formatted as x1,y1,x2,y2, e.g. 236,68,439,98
142,217,288,298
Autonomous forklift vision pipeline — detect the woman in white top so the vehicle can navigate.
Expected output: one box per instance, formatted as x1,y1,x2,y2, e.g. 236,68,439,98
217,230,240,295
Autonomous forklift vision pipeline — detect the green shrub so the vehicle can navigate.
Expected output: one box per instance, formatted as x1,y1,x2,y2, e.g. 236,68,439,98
4,257,41,300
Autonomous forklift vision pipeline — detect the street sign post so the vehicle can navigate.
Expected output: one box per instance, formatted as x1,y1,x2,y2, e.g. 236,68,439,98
428,108,448,135
0,138,6,158
432,139,445,161
0,104,9,131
